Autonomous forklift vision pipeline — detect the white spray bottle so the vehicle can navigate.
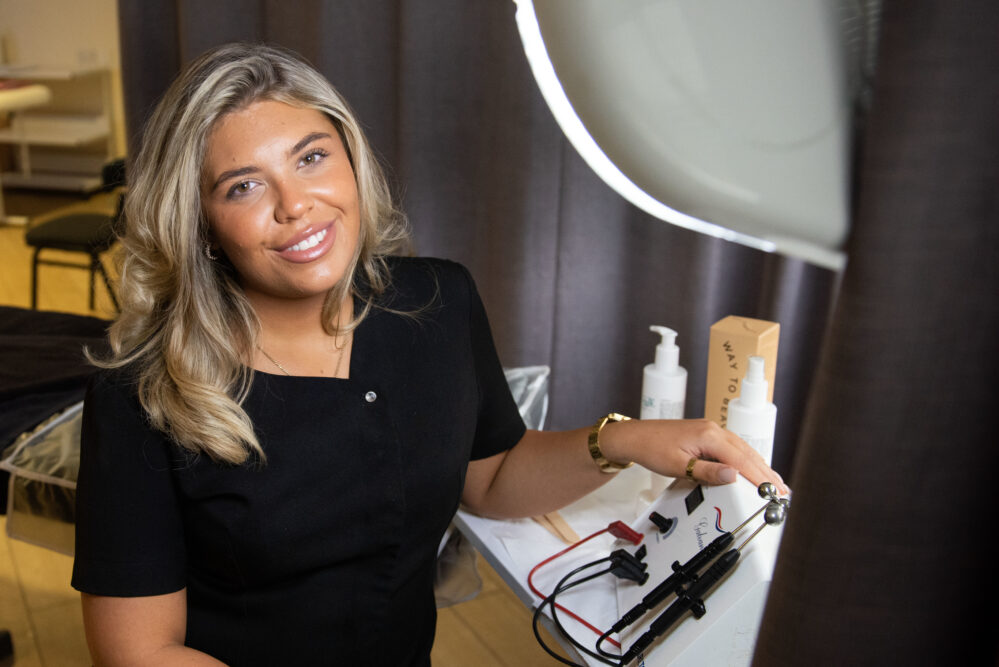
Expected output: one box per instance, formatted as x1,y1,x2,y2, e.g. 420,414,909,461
640,326,687,420
725,355,778,465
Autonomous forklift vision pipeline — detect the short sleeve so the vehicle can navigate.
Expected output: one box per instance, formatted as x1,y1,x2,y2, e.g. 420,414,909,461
457,264,527,460
71,369,188,597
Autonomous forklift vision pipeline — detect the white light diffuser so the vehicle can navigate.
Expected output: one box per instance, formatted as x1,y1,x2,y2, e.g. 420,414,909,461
514,0,858,270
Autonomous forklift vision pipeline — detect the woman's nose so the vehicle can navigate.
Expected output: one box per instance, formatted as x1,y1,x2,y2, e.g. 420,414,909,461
273,179,313,223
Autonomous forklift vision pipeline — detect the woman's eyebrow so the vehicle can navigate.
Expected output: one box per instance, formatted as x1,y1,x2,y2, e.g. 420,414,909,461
209,165,258,193
289,132,332,157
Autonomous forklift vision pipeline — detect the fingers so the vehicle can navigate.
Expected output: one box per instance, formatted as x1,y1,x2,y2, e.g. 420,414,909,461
688,451,787,494
725,432,787,494
692,422,788,494
688,458,738,485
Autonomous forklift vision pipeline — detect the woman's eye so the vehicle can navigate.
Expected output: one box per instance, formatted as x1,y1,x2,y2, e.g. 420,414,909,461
226,181,256,199
301,148,329,166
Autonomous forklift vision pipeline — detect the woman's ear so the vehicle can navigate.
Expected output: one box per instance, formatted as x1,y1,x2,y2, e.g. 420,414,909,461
201,213,218,258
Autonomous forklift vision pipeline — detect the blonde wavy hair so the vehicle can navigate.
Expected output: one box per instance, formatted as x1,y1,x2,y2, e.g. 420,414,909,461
102,42,410,464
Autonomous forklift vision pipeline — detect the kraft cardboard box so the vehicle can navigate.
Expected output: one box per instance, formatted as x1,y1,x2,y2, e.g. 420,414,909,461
704,316,779,429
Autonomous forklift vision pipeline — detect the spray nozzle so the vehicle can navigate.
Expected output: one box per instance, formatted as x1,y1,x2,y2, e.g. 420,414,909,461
738,356,769,407
649,325,679,371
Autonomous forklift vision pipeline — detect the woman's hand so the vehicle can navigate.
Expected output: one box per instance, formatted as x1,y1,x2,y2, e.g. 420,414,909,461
463,417,786,520
599,418,788,493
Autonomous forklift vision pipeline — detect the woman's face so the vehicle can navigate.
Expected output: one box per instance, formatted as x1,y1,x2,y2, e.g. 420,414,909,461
201,99,361,305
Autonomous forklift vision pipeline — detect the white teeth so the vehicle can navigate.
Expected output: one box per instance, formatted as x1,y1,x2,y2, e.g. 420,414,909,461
288,228,328,252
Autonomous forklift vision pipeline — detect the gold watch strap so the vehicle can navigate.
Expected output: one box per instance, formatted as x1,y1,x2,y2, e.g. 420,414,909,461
588,413,633,473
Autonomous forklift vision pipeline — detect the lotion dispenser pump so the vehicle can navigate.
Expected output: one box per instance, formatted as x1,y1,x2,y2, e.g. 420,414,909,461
725,355,778,465
640,326,687,420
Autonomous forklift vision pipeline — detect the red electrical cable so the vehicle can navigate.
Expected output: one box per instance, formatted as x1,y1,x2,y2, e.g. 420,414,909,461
527,521,642,650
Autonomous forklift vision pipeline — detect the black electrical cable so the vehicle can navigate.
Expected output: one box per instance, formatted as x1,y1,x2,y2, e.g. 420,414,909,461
549,570,622,666
531,557,619,666
546,546,646,663
532,559,613,666
595,626,620,660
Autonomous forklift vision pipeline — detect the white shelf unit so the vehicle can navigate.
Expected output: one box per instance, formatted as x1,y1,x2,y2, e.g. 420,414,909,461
0,64,115,192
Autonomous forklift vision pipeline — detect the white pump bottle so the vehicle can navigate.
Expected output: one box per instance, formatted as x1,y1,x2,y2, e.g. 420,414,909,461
640,326,687,420
725,356,778,465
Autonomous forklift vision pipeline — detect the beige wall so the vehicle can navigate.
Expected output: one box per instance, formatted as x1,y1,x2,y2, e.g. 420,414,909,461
0,0,126,157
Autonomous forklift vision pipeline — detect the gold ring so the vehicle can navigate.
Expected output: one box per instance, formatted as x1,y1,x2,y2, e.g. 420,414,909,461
685,457,698,482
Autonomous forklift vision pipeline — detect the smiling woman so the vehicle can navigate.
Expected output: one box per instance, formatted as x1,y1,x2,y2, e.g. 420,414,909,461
70,42,783,667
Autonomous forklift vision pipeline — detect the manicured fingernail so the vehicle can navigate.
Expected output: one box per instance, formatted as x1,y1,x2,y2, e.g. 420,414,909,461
719,467,737,484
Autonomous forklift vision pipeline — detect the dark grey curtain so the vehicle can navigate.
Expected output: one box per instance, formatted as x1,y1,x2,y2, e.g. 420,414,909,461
754,1,999,664
116,0,839,483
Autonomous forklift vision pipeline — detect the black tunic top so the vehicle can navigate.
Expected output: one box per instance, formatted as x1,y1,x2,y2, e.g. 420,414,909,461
71,257,526,666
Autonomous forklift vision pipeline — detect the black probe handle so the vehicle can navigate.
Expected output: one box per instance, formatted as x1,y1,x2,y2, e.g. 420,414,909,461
613,531,735,631
618,549,741,665
672,548,740,619
667,532,734,592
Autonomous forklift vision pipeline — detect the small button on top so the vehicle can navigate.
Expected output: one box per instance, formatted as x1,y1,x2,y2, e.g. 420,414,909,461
364,391,377,403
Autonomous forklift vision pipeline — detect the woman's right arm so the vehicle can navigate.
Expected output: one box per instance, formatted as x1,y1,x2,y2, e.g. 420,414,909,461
76,373,211,664
82,588,226,666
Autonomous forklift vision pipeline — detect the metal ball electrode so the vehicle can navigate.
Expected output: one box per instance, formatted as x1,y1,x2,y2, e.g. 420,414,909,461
758,482,778,501
764,501,787,526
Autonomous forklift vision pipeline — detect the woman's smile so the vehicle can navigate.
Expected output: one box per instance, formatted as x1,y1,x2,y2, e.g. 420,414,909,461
276,224,336,262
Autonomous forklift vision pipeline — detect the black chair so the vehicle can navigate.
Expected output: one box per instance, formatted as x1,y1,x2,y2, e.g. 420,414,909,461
24,160,125,312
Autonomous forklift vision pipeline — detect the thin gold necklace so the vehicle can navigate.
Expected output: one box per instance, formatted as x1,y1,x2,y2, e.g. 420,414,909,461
258,346,292,376
257,335,348,377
